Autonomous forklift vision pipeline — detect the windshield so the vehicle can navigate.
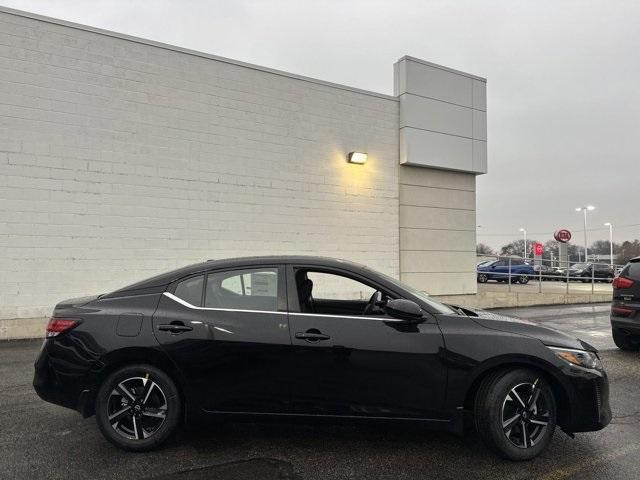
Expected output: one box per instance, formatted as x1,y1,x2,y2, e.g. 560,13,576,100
366,268,456,315
571,263,588,269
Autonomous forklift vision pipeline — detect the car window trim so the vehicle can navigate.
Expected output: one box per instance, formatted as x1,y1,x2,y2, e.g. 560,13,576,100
164,291,286,315
163,291,405,322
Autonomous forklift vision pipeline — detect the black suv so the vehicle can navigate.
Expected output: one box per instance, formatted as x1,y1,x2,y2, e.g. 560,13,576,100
611,257,640,350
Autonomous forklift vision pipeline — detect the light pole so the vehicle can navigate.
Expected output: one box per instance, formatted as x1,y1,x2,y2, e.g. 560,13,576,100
604,222,613,267
519,228,527,260
575,206,595,262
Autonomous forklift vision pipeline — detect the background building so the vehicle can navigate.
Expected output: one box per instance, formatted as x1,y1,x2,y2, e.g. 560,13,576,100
0,7,486,322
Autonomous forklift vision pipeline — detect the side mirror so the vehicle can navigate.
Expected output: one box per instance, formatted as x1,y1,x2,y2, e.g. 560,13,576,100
385,299,424,322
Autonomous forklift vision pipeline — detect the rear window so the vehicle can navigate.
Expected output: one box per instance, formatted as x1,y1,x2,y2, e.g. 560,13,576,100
622,262,640,280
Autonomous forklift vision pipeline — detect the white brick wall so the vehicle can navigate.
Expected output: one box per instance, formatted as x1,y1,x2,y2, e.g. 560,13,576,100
399,165,477,295
0,10,400,319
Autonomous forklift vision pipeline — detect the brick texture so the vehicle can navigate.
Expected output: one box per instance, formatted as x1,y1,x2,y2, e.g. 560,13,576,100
0,11,400,319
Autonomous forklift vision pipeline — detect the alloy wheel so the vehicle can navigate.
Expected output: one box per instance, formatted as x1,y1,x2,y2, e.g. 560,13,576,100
107,376,167,440
501,380,550,449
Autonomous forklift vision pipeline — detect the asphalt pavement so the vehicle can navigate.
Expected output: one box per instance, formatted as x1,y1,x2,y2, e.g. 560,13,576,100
1,303,639,480
495,303,615,350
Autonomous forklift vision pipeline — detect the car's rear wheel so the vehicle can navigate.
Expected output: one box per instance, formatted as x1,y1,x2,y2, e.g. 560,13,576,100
95,364,181,451
474,369,556,461
478,273,488,283
612,329,638,351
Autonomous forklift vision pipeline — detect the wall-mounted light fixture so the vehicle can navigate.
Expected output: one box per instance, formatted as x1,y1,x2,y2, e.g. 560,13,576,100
347,152,367,165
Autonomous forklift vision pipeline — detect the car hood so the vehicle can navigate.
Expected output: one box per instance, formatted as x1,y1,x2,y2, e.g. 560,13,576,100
452,305,596,351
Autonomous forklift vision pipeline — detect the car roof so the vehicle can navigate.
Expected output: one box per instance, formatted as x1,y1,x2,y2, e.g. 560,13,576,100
106,256,370,296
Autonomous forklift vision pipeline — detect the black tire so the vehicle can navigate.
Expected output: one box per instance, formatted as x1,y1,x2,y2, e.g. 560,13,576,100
518,275,529,285
474,369,556,461
612,329,638,351
95,364,181,451
478,273,488,283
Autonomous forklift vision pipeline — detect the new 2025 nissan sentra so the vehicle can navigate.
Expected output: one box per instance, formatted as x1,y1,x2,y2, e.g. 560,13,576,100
34,256,611,460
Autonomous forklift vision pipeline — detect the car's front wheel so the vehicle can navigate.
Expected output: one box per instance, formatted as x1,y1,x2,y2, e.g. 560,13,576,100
95,364,181,451
474,369,556,461
517,275,529,285
478,273,488,283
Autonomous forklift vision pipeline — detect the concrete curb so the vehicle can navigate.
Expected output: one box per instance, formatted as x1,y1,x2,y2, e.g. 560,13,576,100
0,292,612,341
0,317,48,341
433,291,612,310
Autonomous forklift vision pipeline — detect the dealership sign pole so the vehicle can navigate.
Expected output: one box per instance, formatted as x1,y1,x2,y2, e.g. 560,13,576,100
555,229,572,294
533,242,544,293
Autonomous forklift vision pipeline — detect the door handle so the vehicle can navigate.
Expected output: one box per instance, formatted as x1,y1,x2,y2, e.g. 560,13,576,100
295,331,330,342
158,322,193,333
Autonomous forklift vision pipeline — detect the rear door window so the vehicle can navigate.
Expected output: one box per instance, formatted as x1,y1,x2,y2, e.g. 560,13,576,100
205,268,279,311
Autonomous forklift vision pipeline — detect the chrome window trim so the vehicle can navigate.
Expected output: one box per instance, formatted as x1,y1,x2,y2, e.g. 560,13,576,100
164,292,284,315
163,292,404,322
288,312,403,322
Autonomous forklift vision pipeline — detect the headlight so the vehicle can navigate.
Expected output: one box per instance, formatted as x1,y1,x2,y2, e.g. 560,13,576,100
549,347,602,370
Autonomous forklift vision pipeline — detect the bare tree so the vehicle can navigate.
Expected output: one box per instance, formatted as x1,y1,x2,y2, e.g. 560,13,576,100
616,240,640,265
476,243,495,255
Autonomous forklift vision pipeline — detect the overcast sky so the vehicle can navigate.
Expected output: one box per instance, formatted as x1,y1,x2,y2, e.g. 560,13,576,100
4,0,639,249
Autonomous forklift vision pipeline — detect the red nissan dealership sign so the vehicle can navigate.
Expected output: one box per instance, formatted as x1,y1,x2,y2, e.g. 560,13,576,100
533,242,544,256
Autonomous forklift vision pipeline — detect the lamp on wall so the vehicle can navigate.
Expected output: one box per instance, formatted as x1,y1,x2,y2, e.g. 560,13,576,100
347,152,367,164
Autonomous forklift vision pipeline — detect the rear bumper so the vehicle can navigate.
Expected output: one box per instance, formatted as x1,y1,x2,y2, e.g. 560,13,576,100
611,311,640,335
33,339,90,414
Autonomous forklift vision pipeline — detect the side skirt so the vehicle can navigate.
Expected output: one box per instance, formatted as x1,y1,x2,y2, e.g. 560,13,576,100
196,410,457,431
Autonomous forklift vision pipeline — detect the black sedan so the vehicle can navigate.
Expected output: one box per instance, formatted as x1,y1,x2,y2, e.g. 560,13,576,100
34,256,611,460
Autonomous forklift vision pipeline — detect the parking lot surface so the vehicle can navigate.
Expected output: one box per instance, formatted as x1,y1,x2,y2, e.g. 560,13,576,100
495,303,615,350
2,303,639,480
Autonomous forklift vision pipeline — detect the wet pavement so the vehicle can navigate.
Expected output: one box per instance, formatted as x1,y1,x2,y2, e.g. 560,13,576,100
2,303,639,480
495,303,614,350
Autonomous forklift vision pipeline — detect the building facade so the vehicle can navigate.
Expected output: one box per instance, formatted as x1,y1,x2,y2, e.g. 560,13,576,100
0,7,486,322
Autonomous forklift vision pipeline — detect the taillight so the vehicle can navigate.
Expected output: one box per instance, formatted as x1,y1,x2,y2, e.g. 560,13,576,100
612,276,634,289
611,306,635,317
46,318,79,338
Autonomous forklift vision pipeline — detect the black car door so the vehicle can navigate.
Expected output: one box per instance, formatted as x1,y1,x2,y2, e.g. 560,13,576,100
152,265,292,413
286,265,447,419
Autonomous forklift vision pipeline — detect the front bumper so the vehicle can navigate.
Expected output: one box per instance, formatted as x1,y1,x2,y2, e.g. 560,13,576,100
562,366,612,433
